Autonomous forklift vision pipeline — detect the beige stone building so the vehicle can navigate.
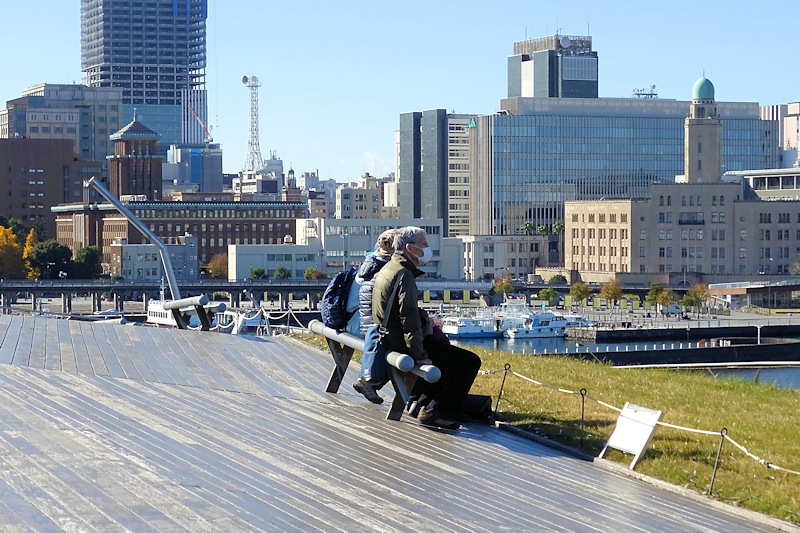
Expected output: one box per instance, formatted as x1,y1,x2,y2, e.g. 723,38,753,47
566,77,800,283
335,173,383,219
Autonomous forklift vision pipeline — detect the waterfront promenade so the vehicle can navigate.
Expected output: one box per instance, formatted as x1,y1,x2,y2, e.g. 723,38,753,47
0,314,791,531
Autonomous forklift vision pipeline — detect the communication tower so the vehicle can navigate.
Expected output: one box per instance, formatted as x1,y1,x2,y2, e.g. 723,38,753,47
242,75,265,172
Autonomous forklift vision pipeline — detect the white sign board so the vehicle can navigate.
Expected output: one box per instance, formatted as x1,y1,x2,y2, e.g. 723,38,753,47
598,402,662,469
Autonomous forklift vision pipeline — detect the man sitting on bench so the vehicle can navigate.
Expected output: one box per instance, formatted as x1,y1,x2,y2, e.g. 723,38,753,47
372,226,481,430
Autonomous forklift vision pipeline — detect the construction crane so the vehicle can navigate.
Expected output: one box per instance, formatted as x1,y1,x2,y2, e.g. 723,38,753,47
188,104,213,144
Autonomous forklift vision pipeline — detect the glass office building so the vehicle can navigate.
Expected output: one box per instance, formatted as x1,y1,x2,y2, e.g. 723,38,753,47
469,96,780,235
80,0,208,151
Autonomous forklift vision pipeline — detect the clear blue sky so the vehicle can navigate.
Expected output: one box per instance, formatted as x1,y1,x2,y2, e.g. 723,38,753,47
2,1,797,181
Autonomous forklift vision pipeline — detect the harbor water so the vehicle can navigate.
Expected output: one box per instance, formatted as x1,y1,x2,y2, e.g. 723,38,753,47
451,335,800,391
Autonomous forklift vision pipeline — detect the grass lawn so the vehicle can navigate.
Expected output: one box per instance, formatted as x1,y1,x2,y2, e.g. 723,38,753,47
292,332,800,524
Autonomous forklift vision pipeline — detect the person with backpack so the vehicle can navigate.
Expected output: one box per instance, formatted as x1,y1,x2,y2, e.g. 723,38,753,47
372,226,481,429
351,228,399,404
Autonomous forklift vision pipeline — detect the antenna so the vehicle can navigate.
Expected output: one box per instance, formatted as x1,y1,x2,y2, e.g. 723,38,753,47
242,75,265,172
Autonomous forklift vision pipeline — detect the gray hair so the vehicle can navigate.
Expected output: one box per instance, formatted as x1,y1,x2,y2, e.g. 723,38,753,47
393,226,426,252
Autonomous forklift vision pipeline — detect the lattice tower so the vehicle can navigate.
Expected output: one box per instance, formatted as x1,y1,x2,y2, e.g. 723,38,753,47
242,75,264,172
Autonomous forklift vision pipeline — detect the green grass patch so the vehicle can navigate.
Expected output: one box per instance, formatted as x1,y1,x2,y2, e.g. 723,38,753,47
293,332,800,524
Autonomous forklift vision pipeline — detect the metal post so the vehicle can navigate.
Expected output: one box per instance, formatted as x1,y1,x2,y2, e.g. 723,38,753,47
709,427,728,496
580,388,587,449
494,363,511,414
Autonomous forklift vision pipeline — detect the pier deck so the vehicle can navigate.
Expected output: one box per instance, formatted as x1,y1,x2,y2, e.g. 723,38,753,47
0,314,788,532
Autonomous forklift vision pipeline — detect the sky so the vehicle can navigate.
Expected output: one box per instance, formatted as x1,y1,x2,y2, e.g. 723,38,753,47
2,0,798,182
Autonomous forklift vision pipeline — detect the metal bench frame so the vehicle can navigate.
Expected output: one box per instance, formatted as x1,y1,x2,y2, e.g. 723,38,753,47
308,319,440,421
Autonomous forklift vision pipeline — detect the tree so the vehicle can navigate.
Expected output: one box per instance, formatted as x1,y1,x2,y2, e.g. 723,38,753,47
23,229,41,280
32,219,48,241
645,283,664,304
569,282,592,305
206,253,228,278
682,283,710,314
304,267,326,280
536,224,550,237
7,218,27,245
549,274,567,285
600,278,623,306
273,265,291,279
656,288,678,308
27,240,73,279
493,275,514,295
250,266,268,280
538,287,558,304
0,226,25,279
73,246,102,279
552,220,565,264
521,220,535,236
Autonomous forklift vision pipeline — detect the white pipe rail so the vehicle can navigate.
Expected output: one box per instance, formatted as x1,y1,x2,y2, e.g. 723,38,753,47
308,319,440,383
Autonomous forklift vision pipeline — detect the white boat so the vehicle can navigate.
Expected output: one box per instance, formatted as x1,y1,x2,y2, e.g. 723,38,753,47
505,312,568,339
440,316,504,338
559,314,593,328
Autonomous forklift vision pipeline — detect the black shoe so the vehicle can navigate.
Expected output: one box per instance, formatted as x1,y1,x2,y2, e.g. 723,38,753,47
418,406,460,430
353,378,383,404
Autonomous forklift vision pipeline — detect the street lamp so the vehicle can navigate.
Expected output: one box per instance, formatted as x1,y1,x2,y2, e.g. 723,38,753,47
340,229,349,268
768,257,773,314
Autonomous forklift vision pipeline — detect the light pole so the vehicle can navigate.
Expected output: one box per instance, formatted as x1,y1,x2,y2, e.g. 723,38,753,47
768,257,773,314
340,229,348,269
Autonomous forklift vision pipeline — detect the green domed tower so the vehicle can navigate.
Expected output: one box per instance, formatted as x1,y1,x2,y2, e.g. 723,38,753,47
692,76,715,101
684,76,722,183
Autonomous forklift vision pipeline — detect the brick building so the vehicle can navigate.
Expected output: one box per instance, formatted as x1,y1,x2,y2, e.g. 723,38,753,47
54,200,307,268
1,138,102,239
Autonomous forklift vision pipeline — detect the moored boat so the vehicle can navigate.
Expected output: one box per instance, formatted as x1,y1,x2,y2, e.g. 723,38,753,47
505,312,567,339
440,316,504,338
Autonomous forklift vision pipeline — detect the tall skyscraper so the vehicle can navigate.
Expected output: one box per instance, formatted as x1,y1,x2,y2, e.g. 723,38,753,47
507,34,598,99
80,0,208,153
397,109,475,237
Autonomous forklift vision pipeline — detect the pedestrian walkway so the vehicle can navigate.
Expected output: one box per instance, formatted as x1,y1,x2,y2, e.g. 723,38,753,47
0,315,789,531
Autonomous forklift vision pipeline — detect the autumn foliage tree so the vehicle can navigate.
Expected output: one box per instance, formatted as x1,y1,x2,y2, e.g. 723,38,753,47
569,282,592,305
23,228,40,280
493,275,514,295
206,253,228,278
600,278,623,306
0,226,25,279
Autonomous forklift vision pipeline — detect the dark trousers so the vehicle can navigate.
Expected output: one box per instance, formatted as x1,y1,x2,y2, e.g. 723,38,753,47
415,336,481,415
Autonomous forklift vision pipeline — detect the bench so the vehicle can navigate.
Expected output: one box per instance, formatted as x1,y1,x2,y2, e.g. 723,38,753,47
308,319,441,421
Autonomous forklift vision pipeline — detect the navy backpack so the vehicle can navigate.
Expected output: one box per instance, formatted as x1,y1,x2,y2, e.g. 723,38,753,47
320,266,359,329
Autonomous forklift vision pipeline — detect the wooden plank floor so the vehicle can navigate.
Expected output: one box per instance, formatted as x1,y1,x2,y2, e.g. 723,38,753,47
0,314,789,532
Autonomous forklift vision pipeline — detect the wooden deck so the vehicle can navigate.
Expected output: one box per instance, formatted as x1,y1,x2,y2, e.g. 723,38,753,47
0,314,789,532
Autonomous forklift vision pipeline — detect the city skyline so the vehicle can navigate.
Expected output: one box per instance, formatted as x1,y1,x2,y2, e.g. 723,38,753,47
2,0,797,182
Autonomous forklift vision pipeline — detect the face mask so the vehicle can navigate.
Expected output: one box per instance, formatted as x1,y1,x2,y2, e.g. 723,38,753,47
417,246,433,265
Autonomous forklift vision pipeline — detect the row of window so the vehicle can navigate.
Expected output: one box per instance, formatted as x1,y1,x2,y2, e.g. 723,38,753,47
572,213,628,223
135,208,299,219
658,195,726,206
572,228,629,240
572,246,630,257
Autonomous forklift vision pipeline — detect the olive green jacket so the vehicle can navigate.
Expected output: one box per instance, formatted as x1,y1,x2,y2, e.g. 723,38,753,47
372,252,427,361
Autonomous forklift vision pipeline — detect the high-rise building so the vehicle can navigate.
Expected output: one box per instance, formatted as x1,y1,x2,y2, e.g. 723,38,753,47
397,110,475,237
507,34,598,99
471,57,780,236
564,77,800,283
1,138,103,239
80,0,208,152
0,83,123,179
